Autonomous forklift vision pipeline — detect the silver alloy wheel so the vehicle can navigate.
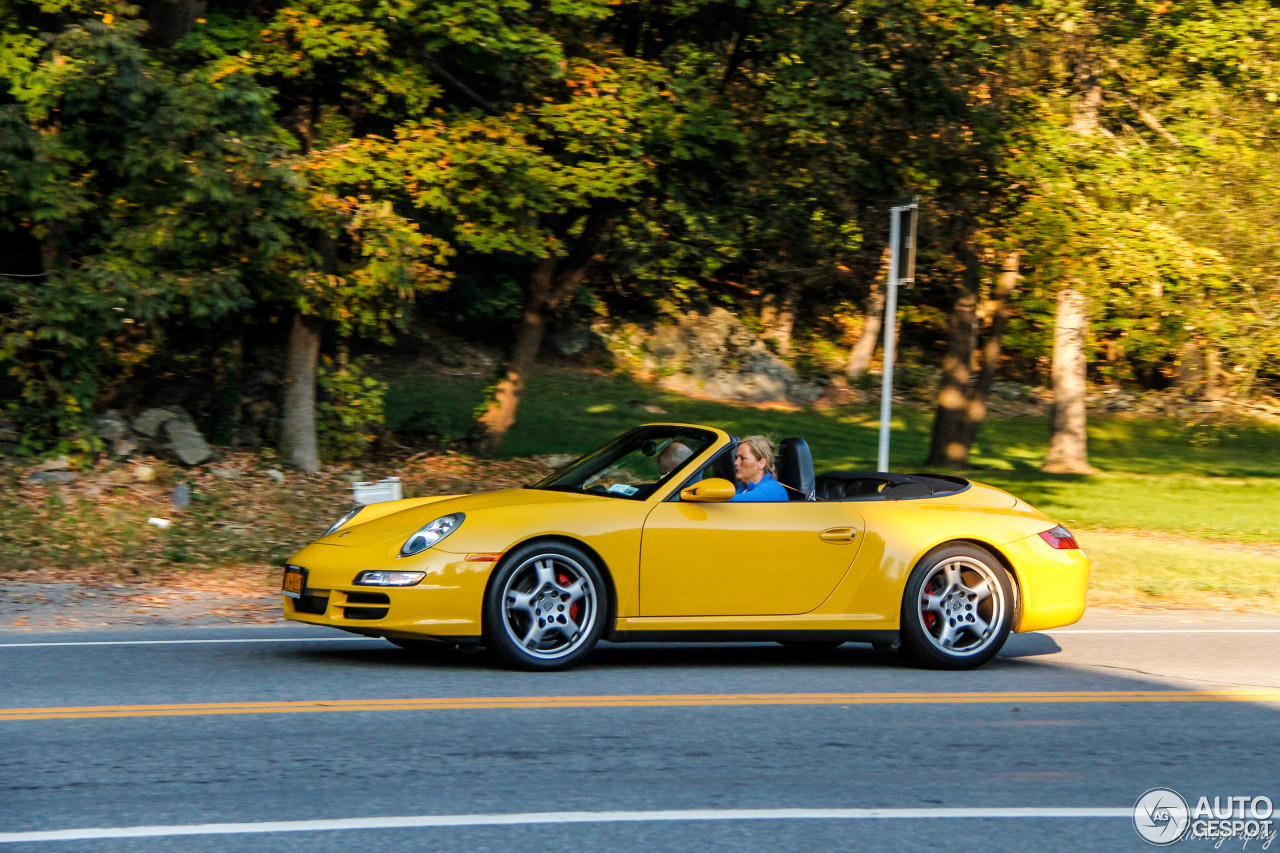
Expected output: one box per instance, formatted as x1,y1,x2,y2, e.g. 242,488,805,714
500,553,598,661
914,555,1007,658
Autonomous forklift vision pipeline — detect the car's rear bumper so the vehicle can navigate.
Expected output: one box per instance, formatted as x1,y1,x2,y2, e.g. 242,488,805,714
1004,533,1091,633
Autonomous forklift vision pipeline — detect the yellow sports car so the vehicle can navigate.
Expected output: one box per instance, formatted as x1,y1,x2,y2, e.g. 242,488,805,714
282,423,1088,670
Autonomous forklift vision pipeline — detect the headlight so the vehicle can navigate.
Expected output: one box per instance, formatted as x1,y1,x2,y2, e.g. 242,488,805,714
399,513,464,557
324,506,363,537
354,570,426,587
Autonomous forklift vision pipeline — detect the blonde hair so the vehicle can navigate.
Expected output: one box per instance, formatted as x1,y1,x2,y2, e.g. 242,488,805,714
738,435,776,475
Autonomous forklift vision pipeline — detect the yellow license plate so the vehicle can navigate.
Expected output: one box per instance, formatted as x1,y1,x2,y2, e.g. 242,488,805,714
281,566,307,599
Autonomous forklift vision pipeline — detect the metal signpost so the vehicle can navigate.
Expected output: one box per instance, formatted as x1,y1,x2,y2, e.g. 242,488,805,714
877,199,918,472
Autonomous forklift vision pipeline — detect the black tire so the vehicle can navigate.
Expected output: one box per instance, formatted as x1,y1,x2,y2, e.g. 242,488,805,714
482,541,609,671
899,543,1014,670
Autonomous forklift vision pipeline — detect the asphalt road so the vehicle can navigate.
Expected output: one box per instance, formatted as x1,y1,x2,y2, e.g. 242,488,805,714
2,608,1279,853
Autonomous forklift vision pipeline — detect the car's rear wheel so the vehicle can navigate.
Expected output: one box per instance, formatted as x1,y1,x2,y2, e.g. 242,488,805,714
483,542,608,671
899,543,1013,670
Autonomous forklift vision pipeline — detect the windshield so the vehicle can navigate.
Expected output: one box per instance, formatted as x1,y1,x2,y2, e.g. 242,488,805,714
530,426,717,501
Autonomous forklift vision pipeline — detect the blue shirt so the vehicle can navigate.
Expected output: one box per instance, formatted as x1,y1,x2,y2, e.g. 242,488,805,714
730,472,789,502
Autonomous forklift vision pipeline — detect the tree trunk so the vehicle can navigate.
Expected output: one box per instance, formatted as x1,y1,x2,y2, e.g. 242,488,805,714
925,249,1020,468
762,280,801,355
34,143,63,275
40,231,61,277
211,330,243,447
924,285,978,467
143,0,207,47
1174,340,1204,398
1069,64,1103,135
475,260,555,456
1042,288,1097,474
282,313,322,472
1041,51,1102,475
475,206,612,454
846,248,890,379
960,251,1019,449
1202,348,1221,400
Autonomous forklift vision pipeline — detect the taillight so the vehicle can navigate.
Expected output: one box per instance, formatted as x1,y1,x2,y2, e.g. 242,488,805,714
1039,525,1080,550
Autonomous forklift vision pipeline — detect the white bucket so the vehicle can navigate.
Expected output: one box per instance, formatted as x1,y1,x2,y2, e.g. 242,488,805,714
352,477,402,505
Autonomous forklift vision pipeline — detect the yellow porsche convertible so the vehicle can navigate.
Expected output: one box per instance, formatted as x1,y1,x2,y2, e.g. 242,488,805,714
282,424,1088,670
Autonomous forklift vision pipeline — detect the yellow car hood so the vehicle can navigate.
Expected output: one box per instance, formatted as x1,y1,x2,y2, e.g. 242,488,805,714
318,488,608,549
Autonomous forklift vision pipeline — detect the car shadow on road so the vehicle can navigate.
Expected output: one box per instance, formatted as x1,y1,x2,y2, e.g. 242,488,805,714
281,631,1062,672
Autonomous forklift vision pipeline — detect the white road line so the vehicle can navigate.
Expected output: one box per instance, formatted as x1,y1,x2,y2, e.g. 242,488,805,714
0,637,381,649
0,807,1134,843
4,628,1280,648
1045,629,1280,635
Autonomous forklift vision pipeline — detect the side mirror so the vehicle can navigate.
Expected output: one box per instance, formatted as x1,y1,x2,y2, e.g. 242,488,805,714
680,477,737,502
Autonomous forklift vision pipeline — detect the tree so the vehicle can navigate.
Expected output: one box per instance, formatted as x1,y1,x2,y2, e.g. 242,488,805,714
0,5,302,449
845,250,890,380
926,251,1020,468
990,1,1272,471
180,0,457,468
1042,287,1096,473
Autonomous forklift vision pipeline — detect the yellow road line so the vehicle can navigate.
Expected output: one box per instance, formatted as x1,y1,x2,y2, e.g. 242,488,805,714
3,689,1280,722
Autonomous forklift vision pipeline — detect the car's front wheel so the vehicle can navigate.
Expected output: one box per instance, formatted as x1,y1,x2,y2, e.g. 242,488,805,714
899,543,1014,670
483,541,609,671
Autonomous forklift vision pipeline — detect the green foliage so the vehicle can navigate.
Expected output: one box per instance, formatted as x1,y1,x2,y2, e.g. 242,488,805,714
316,354,387,460
0,1,451,450
0,6,304,446
998,0,1280,390
3,0,1280,456
383,370,488,446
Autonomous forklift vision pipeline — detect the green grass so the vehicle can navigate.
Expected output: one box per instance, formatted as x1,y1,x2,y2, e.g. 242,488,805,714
11,363,1272,612
1081,532,1280,607
971,472,1280,544
383,370,490,444
410,367,1280,546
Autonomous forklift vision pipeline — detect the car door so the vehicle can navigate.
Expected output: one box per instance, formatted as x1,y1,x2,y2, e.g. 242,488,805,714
639,498,866,617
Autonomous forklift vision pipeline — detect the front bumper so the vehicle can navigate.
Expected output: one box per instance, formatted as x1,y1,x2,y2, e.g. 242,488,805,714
281,542,493,639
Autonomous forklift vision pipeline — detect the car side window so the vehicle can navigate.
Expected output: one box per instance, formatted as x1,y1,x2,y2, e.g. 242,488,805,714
672,444,737,497
564,432,713,499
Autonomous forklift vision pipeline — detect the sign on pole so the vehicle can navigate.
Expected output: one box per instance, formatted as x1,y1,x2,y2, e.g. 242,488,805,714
895,202,918,285
878,198,919,472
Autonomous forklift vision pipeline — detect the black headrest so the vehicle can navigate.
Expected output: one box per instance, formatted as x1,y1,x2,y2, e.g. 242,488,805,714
711,438,738,482
776,437,815,501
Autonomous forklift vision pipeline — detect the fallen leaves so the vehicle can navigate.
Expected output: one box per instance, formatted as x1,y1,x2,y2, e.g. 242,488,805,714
1,448,549,627
2,449,545,588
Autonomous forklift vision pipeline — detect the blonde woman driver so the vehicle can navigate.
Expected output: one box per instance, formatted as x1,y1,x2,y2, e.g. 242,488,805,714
729,435,788,502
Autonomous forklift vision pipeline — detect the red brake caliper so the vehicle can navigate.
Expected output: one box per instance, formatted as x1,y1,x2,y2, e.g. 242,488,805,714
558,573,580,622
922,582,938,630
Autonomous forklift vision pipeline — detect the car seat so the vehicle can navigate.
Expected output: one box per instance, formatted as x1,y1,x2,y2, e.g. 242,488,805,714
776,437,816,501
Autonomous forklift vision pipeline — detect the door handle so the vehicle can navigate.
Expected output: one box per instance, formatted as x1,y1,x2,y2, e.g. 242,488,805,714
819,527,857,544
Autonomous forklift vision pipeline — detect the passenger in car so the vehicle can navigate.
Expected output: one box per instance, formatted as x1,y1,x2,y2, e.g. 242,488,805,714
729,435,788,502
658,441,694,477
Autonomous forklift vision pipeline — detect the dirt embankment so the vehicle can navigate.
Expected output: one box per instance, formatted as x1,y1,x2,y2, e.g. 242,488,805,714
1,566,282,633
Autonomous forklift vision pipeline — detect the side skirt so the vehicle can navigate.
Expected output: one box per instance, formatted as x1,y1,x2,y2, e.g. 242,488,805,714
607,629,899,645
